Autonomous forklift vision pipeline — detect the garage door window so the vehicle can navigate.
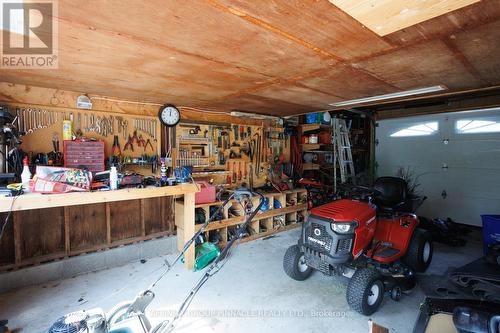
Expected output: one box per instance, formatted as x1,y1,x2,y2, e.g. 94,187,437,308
390,122,438,137
456,119,500,134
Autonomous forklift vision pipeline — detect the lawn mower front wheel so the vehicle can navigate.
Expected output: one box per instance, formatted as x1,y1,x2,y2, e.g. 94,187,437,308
346,268,384,315
283,245,313,281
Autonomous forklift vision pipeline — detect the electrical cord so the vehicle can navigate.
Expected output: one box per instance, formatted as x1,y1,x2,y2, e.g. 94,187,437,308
0,189,22,242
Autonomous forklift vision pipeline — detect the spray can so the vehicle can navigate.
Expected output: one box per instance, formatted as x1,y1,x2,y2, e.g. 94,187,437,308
110,166,118,190
62,120,72,140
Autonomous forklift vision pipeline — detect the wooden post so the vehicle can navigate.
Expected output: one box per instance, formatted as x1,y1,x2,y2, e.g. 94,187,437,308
105,203,111,245
64,207,70,253
140,199,146,237
175,193,195,270
13,212,22,264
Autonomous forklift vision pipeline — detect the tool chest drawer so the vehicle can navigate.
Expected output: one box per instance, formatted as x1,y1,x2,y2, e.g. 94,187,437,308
64,140,105,172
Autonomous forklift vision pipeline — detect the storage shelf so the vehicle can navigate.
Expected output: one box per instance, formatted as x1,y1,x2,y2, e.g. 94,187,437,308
188,189,308,249
300,124,331,133
302,163,320,171
300,143,334,152
196,204,307,231
300,143,321,151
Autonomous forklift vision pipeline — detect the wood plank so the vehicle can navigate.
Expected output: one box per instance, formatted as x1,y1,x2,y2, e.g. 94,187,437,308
195,204,307,232
67,203,107,251
109,200,142,242
0,184,198,213
16,208,65,260
143,197,163,235
176,194,196,270
0,230,172,272
353,40,482,91
329,0,480,36
140,199,146,237
64,207,70,253
0,212,15,265
384,0,500,46
302,163,320,171
13,212,21,264
213,0,392,60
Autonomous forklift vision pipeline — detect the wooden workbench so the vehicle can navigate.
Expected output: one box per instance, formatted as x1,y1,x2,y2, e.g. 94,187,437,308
0,184,198,272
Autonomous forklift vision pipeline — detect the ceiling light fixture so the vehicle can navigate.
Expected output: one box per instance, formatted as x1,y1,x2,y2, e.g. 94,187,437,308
329,85,447,107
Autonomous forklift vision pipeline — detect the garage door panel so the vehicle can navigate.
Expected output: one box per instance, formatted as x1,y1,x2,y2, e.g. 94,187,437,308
444,169,500,199
445,140,500,169
376,109,500,226
376,141,444,169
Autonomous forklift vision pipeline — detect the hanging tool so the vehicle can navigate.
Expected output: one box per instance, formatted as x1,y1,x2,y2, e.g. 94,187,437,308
226,162,231,184
232,124,238,141
239,126,244,140
249,164,254,191
238,161,242,180
124,134,134,151
144,138,154,151
244,161,247,180
232,161,237,184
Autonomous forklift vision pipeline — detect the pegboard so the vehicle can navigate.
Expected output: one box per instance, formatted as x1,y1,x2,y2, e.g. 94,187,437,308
8,105,161,167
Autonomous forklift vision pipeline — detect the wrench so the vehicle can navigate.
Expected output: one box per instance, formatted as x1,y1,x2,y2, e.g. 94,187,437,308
22,108,27,133
42,110,48,128
89,114,95,132
37,110,42,129
27,108,33,133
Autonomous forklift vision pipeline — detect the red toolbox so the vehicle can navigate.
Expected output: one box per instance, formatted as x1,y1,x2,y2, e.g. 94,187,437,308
64,140,105,172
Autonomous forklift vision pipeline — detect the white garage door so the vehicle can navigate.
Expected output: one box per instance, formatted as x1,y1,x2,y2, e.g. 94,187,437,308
376,107,500,226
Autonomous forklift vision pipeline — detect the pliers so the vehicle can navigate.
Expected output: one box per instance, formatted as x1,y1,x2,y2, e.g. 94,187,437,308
144,138,154,151
124,134,134,151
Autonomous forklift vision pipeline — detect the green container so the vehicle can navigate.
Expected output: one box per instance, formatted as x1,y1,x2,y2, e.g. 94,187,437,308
194,242,220,271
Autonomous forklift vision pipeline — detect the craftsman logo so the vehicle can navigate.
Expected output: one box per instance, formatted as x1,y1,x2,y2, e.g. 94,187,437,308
313,228,321,237
1,0,58,69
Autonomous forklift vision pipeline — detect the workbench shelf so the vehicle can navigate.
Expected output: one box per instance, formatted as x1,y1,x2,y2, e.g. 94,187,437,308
177,188,308,269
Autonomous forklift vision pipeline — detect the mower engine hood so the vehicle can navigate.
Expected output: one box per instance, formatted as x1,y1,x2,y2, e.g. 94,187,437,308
310,199,376,224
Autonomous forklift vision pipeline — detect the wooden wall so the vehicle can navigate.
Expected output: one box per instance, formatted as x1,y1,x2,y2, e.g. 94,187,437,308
0,197,174,271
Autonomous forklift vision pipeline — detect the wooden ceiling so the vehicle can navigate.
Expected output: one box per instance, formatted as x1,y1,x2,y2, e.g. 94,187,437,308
1,0,499,116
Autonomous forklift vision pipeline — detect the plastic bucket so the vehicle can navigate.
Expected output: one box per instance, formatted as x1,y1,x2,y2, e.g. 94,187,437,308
481,214,500,255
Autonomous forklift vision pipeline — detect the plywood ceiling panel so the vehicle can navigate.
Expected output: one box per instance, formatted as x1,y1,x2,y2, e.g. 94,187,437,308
252,83,343,109
59,0,335,79
384,0,500,46
297,64,397,100
448,20,500,86
353,40,483,91
0,0,498,116
213,0,393,60
329,0,481,36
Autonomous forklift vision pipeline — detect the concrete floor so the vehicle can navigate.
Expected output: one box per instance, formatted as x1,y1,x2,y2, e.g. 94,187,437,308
0,228,482,333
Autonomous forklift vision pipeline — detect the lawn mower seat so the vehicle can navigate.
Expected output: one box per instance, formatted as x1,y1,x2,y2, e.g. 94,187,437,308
373,177,408,212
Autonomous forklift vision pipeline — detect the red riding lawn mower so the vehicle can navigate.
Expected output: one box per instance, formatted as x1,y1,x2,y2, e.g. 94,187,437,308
283,177,433,315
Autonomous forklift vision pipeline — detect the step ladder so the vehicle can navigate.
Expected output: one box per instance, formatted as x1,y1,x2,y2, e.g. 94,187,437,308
332,118,356,187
